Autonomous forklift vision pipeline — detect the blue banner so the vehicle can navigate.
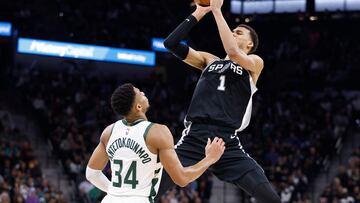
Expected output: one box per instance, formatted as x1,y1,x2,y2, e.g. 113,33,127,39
346,0,360,11
0,22,12,36
275,0,306,13
243,0,274,14
152,38,168,52
315,0,345,12
152,38,187,52
18,38,156,66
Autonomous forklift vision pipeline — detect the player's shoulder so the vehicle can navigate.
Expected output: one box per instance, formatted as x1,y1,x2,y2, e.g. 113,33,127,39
146,123,173,148
147,123,170,134
147,123,173,139
249,54,264,66
100,123,115,145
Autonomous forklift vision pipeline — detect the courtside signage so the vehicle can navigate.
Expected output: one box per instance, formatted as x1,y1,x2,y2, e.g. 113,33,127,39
0,22,12,36
17,38,156,66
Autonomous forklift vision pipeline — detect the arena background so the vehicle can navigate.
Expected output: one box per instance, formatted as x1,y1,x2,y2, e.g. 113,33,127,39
0,0,359,202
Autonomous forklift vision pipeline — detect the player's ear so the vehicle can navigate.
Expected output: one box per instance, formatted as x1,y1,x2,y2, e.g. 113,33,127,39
136,103,142,111
247,41,254,51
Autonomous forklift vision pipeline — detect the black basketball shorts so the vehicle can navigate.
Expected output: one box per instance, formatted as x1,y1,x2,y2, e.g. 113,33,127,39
175,123,263,182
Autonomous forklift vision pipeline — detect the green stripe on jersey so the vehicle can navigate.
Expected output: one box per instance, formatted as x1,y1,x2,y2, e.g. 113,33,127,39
122,119,145,126
148,176,159,203
143,123,154,140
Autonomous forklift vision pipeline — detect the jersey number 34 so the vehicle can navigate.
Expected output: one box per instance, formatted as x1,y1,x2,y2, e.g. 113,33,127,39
112,159,139,189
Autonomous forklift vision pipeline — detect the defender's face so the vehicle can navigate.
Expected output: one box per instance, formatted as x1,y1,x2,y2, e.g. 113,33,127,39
133,87,149,113
232,27,253,53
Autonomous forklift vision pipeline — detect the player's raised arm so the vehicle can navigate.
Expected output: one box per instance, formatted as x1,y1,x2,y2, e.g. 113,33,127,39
164,5,219,70
147,124,225,187
85,124,113,193
210,0,263,75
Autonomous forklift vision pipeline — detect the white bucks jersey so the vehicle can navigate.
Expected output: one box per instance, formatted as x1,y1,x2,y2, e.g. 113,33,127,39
106,119,163,201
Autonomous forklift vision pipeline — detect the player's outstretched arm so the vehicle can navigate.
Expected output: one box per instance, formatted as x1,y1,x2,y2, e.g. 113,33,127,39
210,0,263,75
86,124,113,192
147,124,225,187
164,5,218,70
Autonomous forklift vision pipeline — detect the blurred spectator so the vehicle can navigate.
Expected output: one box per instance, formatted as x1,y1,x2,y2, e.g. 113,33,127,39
0,122,66,203
320,146,360,203
0,191,11,203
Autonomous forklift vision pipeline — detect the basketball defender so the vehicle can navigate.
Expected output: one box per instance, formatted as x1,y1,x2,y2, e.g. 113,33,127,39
86,84,225,203
160,0,281,202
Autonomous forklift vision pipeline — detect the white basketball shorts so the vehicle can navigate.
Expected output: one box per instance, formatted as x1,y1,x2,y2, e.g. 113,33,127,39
101,194,152,203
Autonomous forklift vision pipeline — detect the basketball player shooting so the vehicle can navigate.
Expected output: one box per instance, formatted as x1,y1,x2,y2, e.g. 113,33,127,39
85,84,225,203
159,0,281,202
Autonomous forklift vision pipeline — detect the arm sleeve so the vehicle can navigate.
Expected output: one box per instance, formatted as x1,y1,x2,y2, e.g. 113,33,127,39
163,15,198,60
86,166,111,193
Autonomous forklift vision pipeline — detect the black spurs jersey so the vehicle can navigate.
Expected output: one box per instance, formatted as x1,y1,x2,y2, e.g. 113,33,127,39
186,59,257,132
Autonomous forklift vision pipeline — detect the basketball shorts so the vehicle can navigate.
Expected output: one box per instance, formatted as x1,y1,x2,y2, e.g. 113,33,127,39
101,194,152,203
175,123,263,182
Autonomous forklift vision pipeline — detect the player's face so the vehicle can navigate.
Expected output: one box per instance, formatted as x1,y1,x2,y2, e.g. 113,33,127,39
232,27,253,53
133,87,150,113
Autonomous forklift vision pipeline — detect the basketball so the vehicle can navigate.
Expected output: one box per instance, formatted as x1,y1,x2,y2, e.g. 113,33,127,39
194,0,210,6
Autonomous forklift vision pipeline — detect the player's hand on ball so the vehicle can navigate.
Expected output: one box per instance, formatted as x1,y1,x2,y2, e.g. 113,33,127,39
194,0,210,7
193,3,212,20
195,3,211,14
205,137,225,164
210,0,223,10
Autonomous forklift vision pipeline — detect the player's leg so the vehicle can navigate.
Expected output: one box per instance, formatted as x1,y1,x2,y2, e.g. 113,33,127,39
210,131,280,203
231,167,280,203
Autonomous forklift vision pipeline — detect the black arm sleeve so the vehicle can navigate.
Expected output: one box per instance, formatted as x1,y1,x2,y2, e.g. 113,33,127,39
163,15,198,60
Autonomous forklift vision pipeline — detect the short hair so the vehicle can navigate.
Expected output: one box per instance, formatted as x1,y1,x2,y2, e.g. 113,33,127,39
237,24,259,54
111,83,136,116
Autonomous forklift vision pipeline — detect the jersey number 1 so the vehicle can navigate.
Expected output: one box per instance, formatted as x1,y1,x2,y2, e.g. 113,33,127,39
217,75,226,91
113,159,139,189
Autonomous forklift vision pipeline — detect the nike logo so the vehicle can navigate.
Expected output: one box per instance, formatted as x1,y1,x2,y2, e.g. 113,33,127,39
186,19,190,22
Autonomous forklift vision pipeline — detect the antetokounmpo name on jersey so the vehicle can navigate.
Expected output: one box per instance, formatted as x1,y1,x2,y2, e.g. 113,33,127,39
107,137,151,164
